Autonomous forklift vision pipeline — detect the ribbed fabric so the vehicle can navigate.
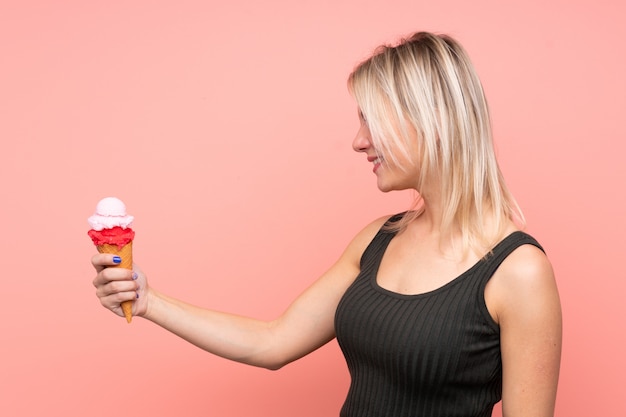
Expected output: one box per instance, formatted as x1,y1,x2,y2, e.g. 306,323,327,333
335,215,543,417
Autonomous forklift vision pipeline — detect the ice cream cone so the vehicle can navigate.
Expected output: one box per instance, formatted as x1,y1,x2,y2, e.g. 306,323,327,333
96,241,134,323
88,197,136,324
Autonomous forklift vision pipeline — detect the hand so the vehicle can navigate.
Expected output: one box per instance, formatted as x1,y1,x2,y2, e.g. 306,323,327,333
91,253,150,319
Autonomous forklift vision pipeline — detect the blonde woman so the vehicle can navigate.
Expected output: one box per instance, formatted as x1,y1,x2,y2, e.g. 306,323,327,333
92,32,561,417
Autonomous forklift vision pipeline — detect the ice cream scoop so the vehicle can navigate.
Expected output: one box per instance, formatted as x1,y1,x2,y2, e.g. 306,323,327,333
88,196,134,231
88,197,135,323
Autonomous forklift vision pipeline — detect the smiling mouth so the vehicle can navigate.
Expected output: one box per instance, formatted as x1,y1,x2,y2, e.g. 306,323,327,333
372,157,383,173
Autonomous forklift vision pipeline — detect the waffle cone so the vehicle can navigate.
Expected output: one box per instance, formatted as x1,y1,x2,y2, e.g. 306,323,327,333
96,241,134,323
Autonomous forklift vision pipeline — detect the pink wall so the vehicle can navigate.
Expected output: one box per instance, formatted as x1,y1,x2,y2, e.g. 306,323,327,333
1,1,624,416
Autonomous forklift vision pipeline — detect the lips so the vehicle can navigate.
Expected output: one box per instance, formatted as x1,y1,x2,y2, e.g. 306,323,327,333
369,156,383,173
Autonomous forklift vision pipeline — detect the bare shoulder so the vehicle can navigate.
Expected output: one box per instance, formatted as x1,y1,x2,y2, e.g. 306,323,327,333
339,214,392,264
498,242,554,287
312,213,394,292
486,240,561,325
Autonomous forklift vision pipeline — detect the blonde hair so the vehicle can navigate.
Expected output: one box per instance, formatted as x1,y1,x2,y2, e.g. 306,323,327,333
348,32,524,254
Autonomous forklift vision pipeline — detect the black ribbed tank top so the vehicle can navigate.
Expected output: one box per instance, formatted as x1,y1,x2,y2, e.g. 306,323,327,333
334,216,543,417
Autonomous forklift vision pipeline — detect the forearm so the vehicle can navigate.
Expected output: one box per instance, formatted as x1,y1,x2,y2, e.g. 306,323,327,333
142,288,282,369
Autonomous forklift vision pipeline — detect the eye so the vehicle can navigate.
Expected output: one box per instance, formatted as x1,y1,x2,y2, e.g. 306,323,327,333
358,110,367,123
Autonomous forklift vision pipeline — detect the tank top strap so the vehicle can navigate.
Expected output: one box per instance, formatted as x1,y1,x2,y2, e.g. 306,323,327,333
358,213,405,270
479,231,545,284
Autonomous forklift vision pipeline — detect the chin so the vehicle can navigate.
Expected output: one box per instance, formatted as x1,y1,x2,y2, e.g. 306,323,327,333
376,181,396,193
377,178,414,193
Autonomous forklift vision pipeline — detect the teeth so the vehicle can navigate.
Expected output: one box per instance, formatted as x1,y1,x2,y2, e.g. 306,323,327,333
373,158,382,165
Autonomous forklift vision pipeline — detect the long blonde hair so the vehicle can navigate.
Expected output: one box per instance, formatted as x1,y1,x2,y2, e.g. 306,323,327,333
348,32,524,254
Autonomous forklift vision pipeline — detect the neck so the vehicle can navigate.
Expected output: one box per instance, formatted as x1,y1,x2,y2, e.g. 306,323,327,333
409,190,515,259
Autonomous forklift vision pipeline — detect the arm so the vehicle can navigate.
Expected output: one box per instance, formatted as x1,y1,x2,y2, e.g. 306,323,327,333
486,244,562,417
92,216,388,370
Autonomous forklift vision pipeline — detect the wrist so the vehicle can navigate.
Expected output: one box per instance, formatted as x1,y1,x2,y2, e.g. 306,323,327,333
139,287,159,321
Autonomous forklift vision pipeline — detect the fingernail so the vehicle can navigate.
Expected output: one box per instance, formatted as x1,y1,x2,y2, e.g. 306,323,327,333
112,256,122,264
132,272,138,280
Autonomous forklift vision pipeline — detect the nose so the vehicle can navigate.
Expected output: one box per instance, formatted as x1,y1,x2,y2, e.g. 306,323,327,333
352,124,372,153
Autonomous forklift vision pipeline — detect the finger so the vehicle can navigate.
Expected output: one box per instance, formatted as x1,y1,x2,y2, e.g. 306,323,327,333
92,266,134,288
98,290,138,314
91,253,124,272
95,278,138,298
131,263,143,276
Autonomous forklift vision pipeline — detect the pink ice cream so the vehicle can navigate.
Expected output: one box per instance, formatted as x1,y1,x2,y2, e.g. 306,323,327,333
87,197,135,249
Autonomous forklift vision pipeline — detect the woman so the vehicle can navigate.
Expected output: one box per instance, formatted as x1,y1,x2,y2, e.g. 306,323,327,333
92,32,562,417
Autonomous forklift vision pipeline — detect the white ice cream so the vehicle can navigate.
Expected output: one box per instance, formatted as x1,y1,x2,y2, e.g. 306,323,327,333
87,197,134,231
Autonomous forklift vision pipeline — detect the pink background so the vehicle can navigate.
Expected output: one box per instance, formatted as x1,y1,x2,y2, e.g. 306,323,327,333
1,1,624,416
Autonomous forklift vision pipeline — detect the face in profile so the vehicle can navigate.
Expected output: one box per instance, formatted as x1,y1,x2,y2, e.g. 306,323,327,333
352,109,423,193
